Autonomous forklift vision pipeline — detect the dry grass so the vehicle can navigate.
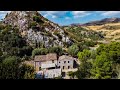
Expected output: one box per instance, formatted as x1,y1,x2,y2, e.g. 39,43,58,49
82,23,120,42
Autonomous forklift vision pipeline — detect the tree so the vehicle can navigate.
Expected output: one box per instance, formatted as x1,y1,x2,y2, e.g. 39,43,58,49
0,25,35,79
32,48,48,58
68,44,79,57
19,46,33,57
0,56,21,79
96,42,120,55
0,28,28,57
18,64,35,79
90,52,113,79
68,71,76,79
0,49,3,57
33,16,44,24
77,49,91,63
73,49,92,79
0,56,35,79
48,46,63,56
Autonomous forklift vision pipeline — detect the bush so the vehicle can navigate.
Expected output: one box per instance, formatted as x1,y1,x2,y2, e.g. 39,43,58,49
48,46,63,56
53,31,62,40
32,48,48,57
0,56,21,79
33,16,44,24
0,24,5,30
44,31,53,37
77,49,91,62
63,42,71,48
29,22,37,28
90,52,113,79
0,56,35,79
57,34,62,40
54,76,62,79
19,46,33,57
68,44,79,57
18,64,35,79
81,40,96,47
68,71,76,79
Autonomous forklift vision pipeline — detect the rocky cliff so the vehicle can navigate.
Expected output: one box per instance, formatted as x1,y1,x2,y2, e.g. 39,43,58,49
3,11,72,48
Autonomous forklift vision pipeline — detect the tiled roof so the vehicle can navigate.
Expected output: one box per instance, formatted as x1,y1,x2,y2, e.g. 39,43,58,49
34,55,46,62
46,53,57,61
34,53,57,62
58,55,74,61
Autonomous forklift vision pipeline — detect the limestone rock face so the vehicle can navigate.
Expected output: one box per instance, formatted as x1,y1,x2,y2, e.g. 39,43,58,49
3,11,72,48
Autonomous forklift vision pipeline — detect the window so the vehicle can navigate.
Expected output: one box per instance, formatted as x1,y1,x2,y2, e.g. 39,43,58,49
63,66,64,69
68,66,70,69
39,67,41,71
52,60,54,63
53,74,55,78
68,61,69,63
64,61,66,63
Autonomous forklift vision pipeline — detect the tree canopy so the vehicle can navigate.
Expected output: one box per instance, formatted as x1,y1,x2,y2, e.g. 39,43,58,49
68,44,79,57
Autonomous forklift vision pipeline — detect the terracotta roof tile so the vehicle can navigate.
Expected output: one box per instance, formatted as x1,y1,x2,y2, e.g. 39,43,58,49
34,53,57,62
58,55,74,61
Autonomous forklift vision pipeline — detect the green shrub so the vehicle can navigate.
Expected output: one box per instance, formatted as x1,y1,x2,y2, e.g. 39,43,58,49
68,71,76,79
90,52,113,79
53,31,59,36
33,16,44,24
53,31,62,40
19,64,35,79
68,44,79,57
54,76,62,79
48,46,63,56
29,22,37,28
32,48,48,57
0,24,5,30
44,31,53,37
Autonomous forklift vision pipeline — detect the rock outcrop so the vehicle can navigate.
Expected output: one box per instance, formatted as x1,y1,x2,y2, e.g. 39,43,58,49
3,11,72,48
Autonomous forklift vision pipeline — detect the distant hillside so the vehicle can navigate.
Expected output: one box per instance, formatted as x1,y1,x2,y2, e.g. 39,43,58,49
82,18,120,26
63,26,104,43
69,18,120,26
68,17,120,43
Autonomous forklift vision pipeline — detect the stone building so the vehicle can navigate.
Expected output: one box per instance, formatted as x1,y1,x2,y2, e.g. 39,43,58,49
33,53,78,79
34,53,57,71
57,55,76,70
44,69,62,79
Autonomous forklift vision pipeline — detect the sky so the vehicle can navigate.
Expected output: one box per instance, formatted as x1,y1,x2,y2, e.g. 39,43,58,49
1,11,120,26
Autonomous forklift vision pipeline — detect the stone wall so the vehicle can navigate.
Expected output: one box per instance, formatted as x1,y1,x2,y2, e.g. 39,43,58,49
58,59,74,70
44,69,62,78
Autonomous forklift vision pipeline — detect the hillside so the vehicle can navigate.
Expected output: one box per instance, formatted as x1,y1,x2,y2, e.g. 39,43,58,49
1,12,120,79
63,25,104,43
2,11,73,48
68,18,120,43
82,18,120,26
82,23,120,42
